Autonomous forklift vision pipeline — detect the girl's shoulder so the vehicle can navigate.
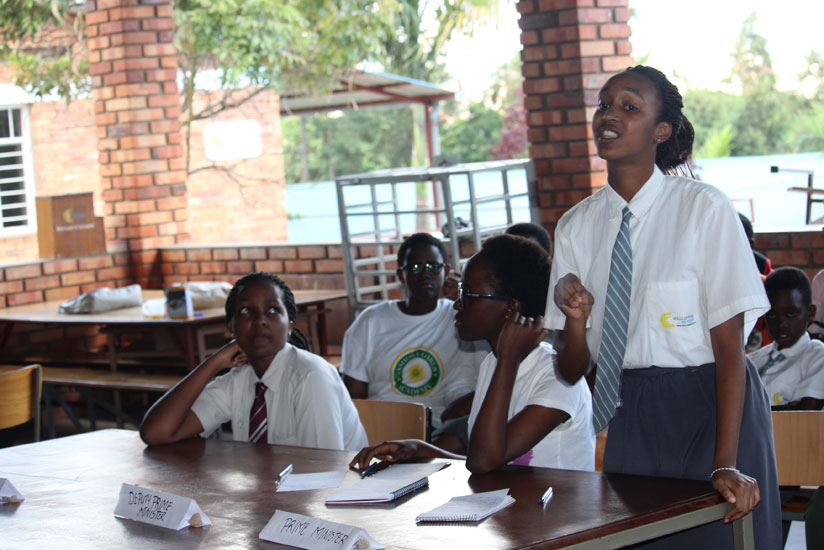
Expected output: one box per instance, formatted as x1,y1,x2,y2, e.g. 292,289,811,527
289,345,334,370
660,173,730,207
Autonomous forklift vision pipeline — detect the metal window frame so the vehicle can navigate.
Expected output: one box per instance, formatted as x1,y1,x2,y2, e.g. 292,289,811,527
0,105,36,236
335,159,537,321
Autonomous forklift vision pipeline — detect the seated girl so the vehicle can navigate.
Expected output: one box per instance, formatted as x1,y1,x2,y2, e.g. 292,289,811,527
349,234,595,473
140,272,367,451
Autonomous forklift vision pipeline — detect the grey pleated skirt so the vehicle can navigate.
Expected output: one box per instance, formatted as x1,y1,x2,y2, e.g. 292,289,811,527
603,360,782,549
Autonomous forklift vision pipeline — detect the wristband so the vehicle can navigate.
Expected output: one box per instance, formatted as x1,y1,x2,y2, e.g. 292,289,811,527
710,467,739,479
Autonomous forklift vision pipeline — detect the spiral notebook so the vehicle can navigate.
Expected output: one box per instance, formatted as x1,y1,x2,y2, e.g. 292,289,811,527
415,489,515,523
325,462,448,505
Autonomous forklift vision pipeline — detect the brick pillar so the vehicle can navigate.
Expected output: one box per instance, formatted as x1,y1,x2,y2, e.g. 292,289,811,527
86,0,189,270
518,0,633,234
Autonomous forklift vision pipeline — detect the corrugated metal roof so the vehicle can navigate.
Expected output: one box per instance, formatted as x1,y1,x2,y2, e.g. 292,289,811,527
279,71,454,116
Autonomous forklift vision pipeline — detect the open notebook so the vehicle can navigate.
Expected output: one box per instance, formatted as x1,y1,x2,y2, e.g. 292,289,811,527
416,489,514,523
325,462,449,505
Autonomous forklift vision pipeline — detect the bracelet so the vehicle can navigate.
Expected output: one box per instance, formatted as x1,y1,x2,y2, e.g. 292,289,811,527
710,467,739,479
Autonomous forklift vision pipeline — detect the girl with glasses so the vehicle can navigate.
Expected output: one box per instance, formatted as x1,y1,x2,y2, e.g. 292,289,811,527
349,234,594,474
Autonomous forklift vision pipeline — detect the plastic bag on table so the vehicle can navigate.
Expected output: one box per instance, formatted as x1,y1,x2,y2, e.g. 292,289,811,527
186,281,232,309
58,284,143,314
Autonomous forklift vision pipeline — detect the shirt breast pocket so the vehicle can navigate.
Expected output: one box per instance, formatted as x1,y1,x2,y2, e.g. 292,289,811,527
644,279,706,360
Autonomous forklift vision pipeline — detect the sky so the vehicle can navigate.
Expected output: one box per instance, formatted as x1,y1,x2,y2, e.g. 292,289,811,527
443,0,824,101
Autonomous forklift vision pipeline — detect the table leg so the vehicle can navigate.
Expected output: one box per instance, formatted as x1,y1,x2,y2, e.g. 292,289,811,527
183,326,196,371
43,383,86,435
44,384,56,439
0,321,13,350
732,512,755,550
317,306,329,356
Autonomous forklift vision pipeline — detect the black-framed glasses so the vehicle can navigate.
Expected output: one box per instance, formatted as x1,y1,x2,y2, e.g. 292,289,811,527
457,282,509,308
403,262,445,275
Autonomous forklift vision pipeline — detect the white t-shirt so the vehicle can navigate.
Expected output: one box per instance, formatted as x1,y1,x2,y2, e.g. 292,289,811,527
748,333,824,406
340,299,480,427
467,343,595,470
545,166,769,369
191,344,368,451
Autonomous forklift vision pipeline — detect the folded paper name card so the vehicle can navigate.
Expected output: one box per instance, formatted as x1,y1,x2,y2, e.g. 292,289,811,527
260,510,383,550
0,478,24,504
113,483,211,530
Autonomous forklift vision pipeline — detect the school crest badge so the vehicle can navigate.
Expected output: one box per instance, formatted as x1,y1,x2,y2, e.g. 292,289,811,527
390,347,442,397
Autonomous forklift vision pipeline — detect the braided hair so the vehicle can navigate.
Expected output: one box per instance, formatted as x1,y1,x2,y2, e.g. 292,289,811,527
225,272,310,351
625,65,695,174
474,234,551,318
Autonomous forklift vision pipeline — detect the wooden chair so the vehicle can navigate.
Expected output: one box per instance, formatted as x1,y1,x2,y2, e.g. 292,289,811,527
0,364,42,442
352,399,428,446
772,410,824,522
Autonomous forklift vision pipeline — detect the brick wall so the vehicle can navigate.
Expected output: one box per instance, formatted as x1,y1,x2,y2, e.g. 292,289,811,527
0,2,289,266
185,89,288,243
0,231,821,359
518,0,633,233
0,88,100,263
86,0,189,259
30,99,101,200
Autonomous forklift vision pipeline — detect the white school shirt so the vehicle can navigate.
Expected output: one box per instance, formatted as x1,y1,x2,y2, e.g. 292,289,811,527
191,344,368,451
467,343,595,470
748,333,824,406
545,166,770,368
340,299,480,427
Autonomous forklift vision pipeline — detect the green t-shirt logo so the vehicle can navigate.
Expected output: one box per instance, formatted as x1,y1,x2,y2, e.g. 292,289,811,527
391,347,442,397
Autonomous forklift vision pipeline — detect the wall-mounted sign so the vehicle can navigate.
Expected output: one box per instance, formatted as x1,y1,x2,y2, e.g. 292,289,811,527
203,119,262,162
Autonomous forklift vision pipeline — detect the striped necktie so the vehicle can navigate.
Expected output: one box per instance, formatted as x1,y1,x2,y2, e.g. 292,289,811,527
593,206,633,433
758,350,786,376
249,381,268,444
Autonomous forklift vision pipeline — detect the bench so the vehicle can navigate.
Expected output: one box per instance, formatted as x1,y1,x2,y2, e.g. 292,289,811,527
40,366,182,437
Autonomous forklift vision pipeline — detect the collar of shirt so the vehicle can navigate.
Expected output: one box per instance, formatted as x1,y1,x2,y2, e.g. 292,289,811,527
765,332,811,362
256,342,295,388
604,165,665,223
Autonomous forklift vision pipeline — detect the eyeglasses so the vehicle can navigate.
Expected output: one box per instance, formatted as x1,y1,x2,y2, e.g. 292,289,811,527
457,282,509,308
403,262,445,275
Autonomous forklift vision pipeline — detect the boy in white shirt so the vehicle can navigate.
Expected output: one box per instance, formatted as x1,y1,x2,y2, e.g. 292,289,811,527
748,266,824,410
340,233,480,452
747,266,823,550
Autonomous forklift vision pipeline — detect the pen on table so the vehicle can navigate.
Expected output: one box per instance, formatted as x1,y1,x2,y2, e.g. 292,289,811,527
539,486,553,506
275,463,293,487
361,461,387,478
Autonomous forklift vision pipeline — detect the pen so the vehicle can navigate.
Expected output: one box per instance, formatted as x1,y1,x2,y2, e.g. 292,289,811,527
275,463,293,487
539,486,553,506
361,461,382,477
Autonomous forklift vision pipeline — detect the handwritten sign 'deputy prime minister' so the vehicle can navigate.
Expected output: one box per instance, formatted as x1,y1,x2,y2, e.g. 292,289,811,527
113,483,211,530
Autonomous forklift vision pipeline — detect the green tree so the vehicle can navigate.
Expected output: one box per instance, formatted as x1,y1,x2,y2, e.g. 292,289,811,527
0,0,392,171
728,12,775,92
282,107,414,183
440,102,502,163
723,13,797,155
696,125,734,158
684,89,743,155
791,103,824,152
377,0,496,167
799,50,824,103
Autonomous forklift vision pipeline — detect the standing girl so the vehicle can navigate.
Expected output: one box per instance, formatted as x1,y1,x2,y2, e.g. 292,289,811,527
546,66,781,548
140,272,367,451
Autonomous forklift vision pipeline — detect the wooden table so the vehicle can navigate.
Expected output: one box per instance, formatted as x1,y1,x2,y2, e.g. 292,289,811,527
0,289,348,370
0,430,754,549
